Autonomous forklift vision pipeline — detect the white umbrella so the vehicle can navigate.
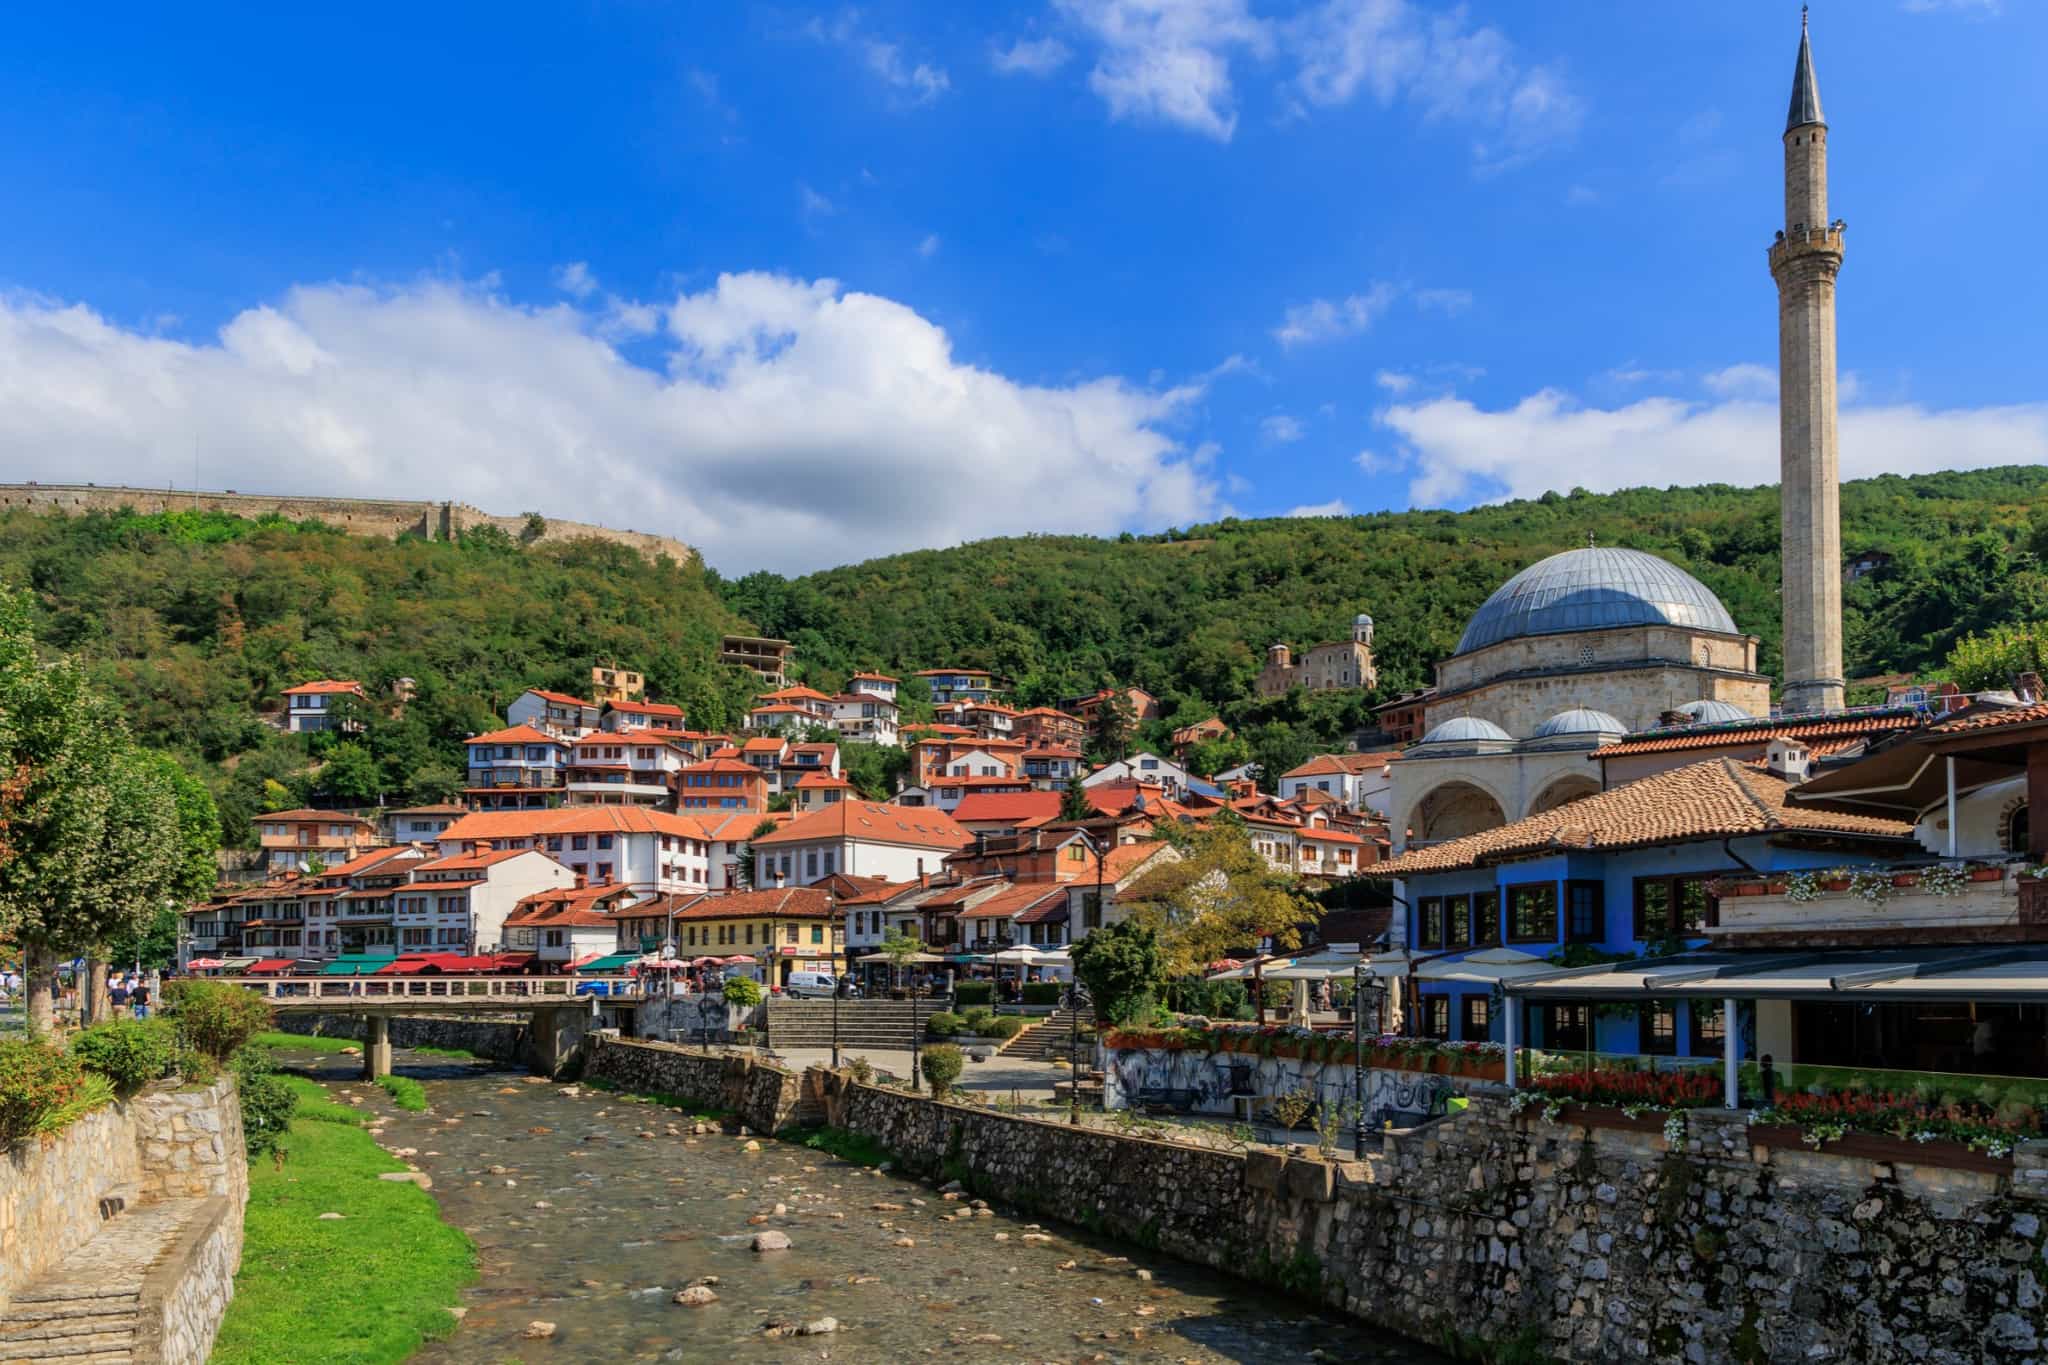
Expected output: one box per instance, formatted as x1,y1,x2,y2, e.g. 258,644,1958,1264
1414,947,1558,985
1263,949,1372,981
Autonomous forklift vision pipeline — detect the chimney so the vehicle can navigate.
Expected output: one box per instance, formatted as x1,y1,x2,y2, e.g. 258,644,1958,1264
2016,672,2043,704
1660,709,1691,727
1765,738,1811,784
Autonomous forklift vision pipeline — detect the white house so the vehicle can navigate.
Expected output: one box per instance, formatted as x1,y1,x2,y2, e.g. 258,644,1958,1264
601,699,686,732
847,672,899,703
1278,752,1398,816
437,806,723,896
397,848,579,954
1083,752,1193,798
942,749,1017,780
501,884,641,967
832,692,901,746
506,688,601,738
1021,745,1084,790
282,680,366,734
565,733,687,807
465,725,571,795
751,801,972,887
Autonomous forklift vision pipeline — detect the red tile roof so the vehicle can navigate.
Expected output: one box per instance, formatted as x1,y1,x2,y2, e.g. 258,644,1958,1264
283,679,363,696
950,791,1064,826
1283,751,1399,779
1373,758,1914,877
795,772,854,788
466,723,560,747
260,808,377,827
523,689,597,708
607,700,686,718
667,887,835,921
1931,701,2048,732
439,806,708,842
750,801,973,851
850,672,900,683
413,847,534,872
1589,710,1922,758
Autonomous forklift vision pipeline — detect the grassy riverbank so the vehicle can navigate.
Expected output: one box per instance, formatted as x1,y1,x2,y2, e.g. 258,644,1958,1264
213,1077,474,1365
253,1030,486,1062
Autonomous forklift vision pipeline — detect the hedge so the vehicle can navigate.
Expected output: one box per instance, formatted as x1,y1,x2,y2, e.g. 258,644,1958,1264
952,981,995,1008
1021,982,1065,1006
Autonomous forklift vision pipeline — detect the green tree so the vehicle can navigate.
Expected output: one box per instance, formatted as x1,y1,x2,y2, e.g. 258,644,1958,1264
1059,774,1093,822
1946,624,2048,693
317,741,383,803
1088,688,1135,764
1068,919,1165,1026
1115,819,1317,977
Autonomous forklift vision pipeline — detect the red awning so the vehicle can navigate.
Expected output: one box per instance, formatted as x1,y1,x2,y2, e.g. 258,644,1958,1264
374,953,503,975
245,959,298,974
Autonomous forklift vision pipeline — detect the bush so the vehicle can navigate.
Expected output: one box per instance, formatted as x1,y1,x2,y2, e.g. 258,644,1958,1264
920,1044,965,1098
170,981,274,1062
233,1047,297,1160
976,1015,1025,1040
0,1039,112,1146
71,1018,177,1093
925,1010,963,1038
1021,982,1065,1007
953,981,995,1008
722,976,764,1007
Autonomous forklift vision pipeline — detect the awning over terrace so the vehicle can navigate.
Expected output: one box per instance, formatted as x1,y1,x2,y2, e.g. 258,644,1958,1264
1503,945,2048,1005
574,953,638,974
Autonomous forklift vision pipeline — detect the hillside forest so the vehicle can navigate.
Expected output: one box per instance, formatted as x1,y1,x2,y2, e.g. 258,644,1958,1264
3,465,2045,847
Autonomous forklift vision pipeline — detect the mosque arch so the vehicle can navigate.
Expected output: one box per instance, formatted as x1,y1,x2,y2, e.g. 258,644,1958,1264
1408,780,1510,844
1526,775,1601,819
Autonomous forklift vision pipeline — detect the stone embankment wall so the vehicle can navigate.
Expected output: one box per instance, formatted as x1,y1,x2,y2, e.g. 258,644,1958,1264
809,1071,2048,1364
583,1037,804,1134
268,1011,528,1062
0,483,693,563
1104,1041,1487,1120
0,1074,247,1353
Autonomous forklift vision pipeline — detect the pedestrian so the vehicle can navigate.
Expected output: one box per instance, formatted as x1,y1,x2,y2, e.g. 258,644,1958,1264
130,979,151,1020
111,976,131,1013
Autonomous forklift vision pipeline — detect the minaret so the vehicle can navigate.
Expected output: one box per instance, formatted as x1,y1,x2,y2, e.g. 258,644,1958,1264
1770,8,1846,714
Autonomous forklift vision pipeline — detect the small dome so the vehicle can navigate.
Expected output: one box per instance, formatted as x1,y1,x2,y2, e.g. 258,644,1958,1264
1456,547,1738,656
1674,699,1752,724
1354,613,1373,626
1532,708,1628,738
1417,716,1514,745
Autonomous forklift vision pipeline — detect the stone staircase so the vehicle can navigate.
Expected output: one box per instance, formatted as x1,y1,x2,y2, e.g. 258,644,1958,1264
0,1198,208,1365
764,999,949,1051
1004,1009,1092,1063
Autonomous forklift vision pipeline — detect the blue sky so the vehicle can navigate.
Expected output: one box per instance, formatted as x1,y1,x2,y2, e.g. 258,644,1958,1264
2,1,2043,573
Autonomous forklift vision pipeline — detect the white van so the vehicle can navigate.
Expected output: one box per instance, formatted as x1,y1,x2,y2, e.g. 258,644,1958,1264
784,971,839,999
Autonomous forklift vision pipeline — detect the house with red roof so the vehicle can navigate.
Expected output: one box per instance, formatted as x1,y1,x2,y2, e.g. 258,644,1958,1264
678,758,768,814
283,679,366,734
507,687,601,738
503,883,641,968
396,847,579,955
950,790,1064,836
465,724,571,810
750,801,973,888
600,698,687,733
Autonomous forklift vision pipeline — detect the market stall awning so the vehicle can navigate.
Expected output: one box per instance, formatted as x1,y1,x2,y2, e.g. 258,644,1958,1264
1416,946,1558,986
245,959,298,974
217,957,258,972
574,952,638,974
855,950,947,964
321,954,394,976
1505,946,2048,1005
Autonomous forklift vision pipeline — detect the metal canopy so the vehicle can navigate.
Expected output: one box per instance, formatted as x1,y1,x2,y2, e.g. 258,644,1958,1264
1507,946,2048,1005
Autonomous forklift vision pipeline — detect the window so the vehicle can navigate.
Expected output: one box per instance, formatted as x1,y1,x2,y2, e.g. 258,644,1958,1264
1565,881,1603,943
2008,804,2031,855
596,834,614,850
1543,1003,1591,1051
1421,995,1451,1040
1633,874,1725,940
1418,897,1444,949
1461,995,1491,1042
572,835,589,851
1446,895,1472,949
1474,891,1500,946
1508,883,1557,943
785,925,798,944
1690,1001,1727,1055
811,925,824,944
1640,1002,1678,1056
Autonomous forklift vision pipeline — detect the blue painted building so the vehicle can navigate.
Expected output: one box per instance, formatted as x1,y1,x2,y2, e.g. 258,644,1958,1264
1373,753,1917,1059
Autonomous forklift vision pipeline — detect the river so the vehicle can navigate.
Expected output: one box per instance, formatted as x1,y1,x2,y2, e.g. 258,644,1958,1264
281,1047,1451,1364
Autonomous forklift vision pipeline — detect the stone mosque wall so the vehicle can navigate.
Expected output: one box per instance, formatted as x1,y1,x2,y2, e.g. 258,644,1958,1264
0,483,693,564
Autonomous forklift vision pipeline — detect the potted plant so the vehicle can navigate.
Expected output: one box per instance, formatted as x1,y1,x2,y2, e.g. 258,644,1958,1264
1969,863,2007,883
1820,870,1852,892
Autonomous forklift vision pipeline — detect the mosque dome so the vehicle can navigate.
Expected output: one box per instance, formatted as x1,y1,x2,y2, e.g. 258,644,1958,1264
1416,716,1514,746
1531,708,1628,739
1455,547,1739,657
1673,699,1753,724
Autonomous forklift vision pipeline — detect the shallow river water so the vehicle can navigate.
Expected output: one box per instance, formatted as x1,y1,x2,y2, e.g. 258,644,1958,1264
284,1049,1451,1364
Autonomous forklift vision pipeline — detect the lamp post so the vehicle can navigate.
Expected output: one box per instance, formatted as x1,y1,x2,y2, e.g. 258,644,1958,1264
910,973,924,1092
1066,978,1091,1125
828,891,841,1069
1352,957,1369,1156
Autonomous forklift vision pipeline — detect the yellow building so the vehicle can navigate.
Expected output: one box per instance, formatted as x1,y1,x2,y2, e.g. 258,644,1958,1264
619,886,843,985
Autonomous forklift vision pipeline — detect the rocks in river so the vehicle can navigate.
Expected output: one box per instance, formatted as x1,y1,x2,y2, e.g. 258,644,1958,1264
674,1286,718,1306
751,1230,792,1251
993,1232,1010,1242
521,1320,557,1339
488,1165,510,1175
871,1202,906,1212
527,1127,551,1135
1133,1268,1153,1281
799,1317,838,1336
523,1075,549,1084
379,1172,433,1189
1021,1233,1052,1244
639,1131,657,1139
742,1140,761,1152
771,1203,787,1216
532,1201,553,1210
339,1046,361,1056
890,1236,916,1248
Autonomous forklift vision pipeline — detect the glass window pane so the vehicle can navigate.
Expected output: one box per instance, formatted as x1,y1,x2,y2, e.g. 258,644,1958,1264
1636,880,1670,939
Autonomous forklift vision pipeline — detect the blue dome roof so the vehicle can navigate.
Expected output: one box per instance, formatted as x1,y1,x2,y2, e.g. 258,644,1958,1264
1416,716,1513,745
1455,547,1737,656
1674,699,1753,724
1532,708,1628,738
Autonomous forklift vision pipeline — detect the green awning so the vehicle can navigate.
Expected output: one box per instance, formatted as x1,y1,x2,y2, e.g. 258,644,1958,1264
321,955,393,976
575,953,637,973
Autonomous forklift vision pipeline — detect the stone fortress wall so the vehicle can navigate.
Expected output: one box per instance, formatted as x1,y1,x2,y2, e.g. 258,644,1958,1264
0,482,693,564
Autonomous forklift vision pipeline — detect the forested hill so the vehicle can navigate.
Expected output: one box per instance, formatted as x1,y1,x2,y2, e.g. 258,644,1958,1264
720,466,2048,720
0,508,760,842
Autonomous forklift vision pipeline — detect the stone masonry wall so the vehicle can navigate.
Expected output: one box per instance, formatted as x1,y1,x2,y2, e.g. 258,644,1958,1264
267,1011,528,1062
809,1071,2048,1364
134,1195,242,1365
583,1037,801,1134
0,483,693,563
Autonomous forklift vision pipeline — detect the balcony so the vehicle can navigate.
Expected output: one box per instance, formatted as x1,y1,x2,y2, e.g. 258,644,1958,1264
1711,863,2026,948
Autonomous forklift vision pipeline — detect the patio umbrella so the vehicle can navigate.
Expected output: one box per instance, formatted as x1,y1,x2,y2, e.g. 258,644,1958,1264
185,958,226,970
1414,946,1558,986
854,950,947,964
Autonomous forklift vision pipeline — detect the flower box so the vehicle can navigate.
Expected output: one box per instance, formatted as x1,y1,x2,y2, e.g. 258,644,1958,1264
1970,867,2007,883
1765,882,1789,895
1734,883,1764,897
1520,1103,1672,1135
1747,1124,2013,1175
1822,879,1851,892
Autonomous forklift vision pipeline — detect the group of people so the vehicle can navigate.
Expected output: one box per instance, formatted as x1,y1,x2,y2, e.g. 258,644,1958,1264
109,970,160,1018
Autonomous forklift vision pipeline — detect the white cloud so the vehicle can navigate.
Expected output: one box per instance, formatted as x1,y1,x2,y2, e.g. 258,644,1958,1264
1377,385,2048,509
1565,183,1598,206
799,183,836,219
1259,413,1305,443
1273,282,1398,347
553,262,598,300
1702,362,1776,399
1603,362,1680,387
1055,0,1272,141
1412,286,1473,316
1902,0,2000,13
0,275,1226,574
992,35,1073,76
1288,0,1582,170
1286,499,1351,517
917,234,942,258
1375,370,1413,394
805,12,951,106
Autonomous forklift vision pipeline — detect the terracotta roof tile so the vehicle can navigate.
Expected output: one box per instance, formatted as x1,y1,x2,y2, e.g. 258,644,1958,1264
1589,711,1922,758
1373,758,1913,877
949,791,1064,825
667,888,836,921
282,679,363,696
466,723,561,747
1932,701,2048,732
750,801,973,851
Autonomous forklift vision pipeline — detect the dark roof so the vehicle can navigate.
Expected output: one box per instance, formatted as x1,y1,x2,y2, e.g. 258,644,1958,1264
1786,12,1825,132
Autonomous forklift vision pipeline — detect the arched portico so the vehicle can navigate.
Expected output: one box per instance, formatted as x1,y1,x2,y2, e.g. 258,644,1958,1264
1526,775,1600,818
1410,780,1509,843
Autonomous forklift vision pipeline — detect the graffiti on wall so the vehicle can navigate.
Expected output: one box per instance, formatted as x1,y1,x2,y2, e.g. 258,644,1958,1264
1105,1046,1470,1125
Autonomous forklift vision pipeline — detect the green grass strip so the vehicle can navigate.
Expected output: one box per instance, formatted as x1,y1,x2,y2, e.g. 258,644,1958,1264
795,1125,891,1167
408,1044,484,1060
280,1075,367,1126
253,1031,360,1054
212,1104,474,1364
374,1074,428,1111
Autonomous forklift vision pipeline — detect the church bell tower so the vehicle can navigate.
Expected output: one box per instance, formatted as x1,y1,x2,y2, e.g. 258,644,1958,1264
1770,9,1846,714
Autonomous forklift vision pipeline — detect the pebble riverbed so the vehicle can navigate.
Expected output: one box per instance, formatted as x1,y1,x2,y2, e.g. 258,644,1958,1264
281,1049,1452,1364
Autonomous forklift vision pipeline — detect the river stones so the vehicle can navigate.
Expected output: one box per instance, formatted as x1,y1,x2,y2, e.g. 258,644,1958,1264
674,1286,718,1306
742,1139,761,1152
751,1230,792,1251
379,1172,432,1189
521,1320,556,1339
798,1317,838,1336
890,1236,916,1247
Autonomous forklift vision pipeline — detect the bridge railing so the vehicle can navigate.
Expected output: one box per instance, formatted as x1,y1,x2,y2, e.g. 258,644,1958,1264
226,974,644,1003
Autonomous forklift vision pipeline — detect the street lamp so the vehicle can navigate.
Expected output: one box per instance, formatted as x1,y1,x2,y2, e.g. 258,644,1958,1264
1352,957,1368,1156
910,977,924,1092
1067,979,1092,1125
827,890,841,1069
